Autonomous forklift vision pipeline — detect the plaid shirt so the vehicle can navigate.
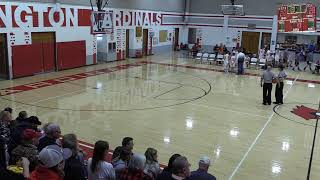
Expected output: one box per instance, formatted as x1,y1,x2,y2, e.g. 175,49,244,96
118,168,154,180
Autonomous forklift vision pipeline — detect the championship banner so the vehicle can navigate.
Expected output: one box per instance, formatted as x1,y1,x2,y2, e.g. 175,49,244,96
278,3,316,32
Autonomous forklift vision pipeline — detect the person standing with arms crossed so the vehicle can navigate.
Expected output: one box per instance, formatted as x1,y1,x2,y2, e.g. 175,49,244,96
261,65,276,105
274,64,287,105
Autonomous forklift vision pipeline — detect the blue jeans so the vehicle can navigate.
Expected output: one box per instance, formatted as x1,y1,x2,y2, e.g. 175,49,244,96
238,62,244,74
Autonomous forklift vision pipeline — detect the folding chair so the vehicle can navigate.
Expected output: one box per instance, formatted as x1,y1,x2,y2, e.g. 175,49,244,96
259,58,266,68
202,53,209,63
195,53,203,63
216,54,224,65
208,54,216,65
250,58,258,68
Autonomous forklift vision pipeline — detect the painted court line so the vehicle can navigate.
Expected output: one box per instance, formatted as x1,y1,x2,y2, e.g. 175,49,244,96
228,74,300,180
190,103,268,119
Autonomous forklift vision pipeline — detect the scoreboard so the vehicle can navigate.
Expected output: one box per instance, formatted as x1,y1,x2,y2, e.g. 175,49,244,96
278,3,317,32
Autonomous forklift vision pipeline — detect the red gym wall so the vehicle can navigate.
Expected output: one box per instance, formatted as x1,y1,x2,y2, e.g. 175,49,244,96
12,40,86,78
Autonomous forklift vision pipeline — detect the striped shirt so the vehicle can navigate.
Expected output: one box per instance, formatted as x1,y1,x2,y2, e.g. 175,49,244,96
278,70,287,82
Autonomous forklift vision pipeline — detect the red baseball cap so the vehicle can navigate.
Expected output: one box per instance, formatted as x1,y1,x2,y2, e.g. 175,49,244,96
23,129,41,140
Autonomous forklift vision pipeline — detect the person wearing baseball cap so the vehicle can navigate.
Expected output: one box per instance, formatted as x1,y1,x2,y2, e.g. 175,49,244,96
11,129,41,172
29,145,72,180
188,156,216,180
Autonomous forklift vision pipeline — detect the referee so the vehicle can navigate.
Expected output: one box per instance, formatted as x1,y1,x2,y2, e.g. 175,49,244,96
260,65,276,105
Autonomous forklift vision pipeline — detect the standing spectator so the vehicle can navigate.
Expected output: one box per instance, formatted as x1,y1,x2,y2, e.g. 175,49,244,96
144,148,161,179
62,134,87,180
118,153,153,180
112,137,134,161
189,156,216,180
0,110,13,144
274,64,287,105
88,140,115,180
37,123,61,151
29,145,72,180
170,156,191,180
237,51,245,75
261,65,276,105
223,52,230,73
10,129,41,172
157,154,181,180
113,148,131,178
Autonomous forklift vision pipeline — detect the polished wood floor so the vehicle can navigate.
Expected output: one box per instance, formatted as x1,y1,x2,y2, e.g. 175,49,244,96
0,52,319,180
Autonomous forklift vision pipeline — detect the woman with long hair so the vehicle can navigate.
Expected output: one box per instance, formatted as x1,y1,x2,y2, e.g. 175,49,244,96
144,148,161,179
87,140,115,180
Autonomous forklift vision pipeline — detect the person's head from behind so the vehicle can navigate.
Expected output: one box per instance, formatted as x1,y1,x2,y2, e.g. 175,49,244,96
0,110,12,125
39,145,72,176
4,107,13,114
91,140,109,172
46,123,61,139
198,156,211,172
167,153,181,172
172,156,191,178
267,65,272,71
22,128,41,146
128,153,146,171
145,147,158,163
62,134,78,156
18,111,28,120
122,137,134,152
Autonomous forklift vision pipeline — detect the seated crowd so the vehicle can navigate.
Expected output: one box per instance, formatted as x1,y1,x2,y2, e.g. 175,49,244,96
0,108,216,180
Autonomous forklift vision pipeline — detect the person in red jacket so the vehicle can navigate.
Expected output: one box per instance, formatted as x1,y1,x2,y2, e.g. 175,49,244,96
29,145,71,180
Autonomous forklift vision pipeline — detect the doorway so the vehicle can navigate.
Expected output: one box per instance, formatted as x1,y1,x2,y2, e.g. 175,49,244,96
261,32,271,50
0,34,9,79
126,29,130,58
174,28,179,50
142,29,148,56
31,32,56,72
241,31,260,54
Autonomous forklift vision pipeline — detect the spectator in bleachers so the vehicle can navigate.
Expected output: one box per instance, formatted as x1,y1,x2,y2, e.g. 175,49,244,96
10,129,41,172
188,156,216,180
2,157,30,179
112,137,134,161
37,123,61,151
144,148,161,179
4,107,13,114
29,145,72,180
170,156,191,180
118,153,153,180
62,133,87,180
88,140,115,180
8,116,41,154
157,154,181,180
15,111,28,123
113,147,131,178
0,110,13,145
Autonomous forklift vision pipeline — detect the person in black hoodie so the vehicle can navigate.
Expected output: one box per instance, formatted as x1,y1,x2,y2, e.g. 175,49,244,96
156,154,181,180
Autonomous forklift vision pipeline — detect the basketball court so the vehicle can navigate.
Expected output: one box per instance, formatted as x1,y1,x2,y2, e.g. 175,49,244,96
0,51,319,179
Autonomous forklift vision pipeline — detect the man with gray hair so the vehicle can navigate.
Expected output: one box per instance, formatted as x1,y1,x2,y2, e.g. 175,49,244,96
170,156,191,180
189,156,216,180
118,153,153,180
37,123,61,151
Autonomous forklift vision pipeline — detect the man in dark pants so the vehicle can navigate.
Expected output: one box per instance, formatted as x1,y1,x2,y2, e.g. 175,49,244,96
237,51,245,75
261,65,275,105
274,65,287,104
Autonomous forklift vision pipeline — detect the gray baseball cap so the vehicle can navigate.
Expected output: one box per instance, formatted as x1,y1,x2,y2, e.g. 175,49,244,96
39,145,72,168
